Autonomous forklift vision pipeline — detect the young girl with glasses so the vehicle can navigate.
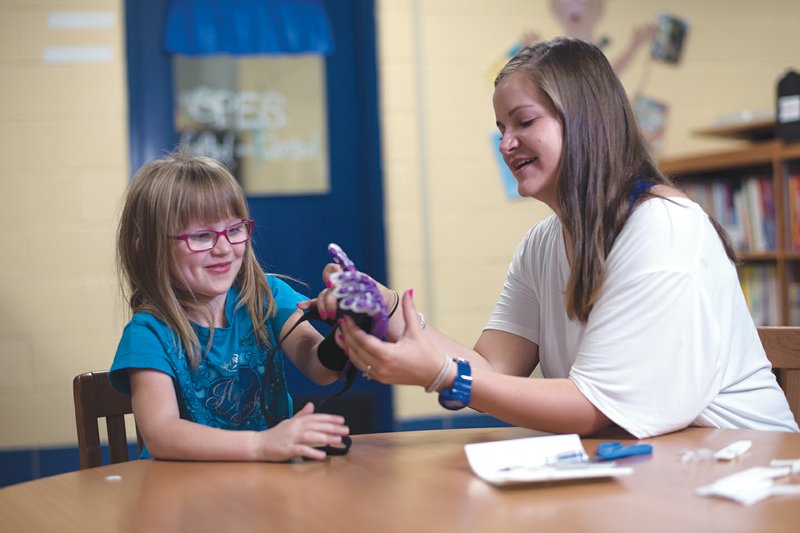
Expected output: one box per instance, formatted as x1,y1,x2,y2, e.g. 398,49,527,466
110,150,349,462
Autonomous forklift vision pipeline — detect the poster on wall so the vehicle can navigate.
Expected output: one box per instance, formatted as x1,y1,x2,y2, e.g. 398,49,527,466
651,13,689,64
633,94,669,153
174,55,330,196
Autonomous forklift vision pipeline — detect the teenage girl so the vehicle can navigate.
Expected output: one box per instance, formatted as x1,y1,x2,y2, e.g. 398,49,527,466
324,38,798,438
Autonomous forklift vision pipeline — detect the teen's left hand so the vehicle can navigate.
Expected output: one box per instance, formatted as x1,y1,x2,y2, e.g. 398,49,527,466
337,290,442,388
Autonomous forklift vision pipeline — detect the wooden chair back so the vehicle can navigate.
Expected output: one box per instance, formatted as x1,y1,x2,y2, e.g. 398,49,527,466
757,327,800,426
73,370,142,469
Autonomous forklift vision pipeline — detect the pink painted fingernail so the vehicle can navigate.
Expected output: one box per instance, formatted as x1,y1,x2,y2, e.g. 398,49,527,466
409,288,414,298
325,279,333,288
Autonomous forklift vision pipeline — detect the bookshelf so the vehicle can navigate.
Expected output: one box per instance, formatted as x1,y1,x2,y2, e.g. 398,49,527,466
660,126,800,326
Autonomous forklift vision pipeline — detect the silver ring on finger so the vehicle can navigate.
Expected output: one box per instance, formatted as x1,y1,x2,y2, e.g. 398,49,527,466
363,364,373,380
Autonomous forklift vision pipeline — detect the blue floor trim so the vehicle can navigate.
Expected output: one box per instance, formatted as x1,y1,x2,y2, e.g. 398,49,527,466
0,443,139,488
394,413,513,432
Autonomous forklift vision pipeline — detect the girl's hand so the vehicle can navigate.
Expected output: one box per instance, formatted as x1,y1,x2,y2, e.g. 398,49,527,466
255,402,350,461
337,290,442,388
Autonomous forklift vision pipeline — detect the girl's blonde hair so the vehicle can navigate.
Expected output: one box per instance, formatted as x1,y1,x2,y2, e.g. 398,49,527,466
117,150,275,367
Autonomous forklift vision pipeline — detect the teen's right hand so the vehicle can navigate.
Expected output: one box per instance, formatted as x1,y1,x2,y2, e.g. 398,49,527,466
256,402,349,461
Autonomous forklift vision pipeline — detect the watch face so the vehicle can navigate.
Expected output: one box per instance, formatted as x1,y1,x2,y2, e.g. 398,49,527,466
439,395,467,410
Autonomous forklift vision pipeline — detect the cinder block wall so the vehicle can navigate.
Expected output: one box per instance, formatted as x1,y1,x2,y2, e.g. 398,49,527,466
0,0,129,449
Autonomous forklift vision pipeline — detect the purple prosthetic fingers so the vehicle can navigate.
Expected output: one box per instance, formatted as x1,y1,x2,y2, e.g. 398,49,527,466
327,243,388,337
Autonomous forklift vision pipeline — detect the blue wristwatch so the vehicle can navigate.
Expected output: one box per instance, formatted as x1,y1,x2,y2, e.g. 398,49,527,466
438,358,472,410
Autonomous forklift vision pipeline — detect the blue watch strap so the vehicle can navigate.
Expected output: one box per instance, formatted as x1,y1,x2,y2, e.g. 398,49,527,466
438,358,472,410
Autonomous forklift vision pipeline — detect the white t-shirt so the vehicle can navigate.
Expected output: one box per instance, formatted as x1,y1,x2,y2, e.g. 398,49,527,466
485,197,798,438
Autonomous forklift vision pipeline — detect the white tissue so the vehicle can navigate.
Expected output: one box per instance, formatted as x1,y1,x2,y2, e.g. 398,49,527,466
696,466,793,506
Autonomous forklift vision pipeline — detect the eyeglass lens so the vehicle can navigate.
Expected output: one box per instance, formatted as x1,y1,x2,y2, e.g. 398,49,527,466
186,221,251,251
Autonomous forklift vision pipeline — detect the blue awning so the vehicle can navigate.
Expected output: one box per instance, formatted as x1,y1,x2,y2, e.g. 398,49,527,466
164,0,335,56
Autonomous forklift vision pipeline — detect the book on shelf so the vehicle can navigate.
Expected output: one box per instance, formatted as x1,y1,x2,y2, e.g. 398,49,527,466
789,174,800,252
683,176,775,253
739,264,780,326
745,179,764,251
758,177,776,251
789,279,800,326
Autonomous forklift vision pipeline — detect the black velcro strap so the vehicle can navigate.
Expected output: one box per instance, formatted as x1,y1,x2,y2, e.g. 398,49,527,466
317,327,348,371
316,363,358,410
315,435,352,456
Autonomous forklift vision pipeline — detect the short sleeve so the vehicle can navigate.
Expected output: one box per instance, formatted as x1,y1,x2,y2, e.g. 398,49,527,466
266,275,309,333
484,232,541,343
485,216,566,345
110,313,180,395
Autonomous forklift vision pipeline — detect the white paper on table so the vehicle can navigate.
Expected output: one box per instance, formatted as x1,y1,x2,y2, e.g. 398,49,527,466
464,433,634,486
696,466,800,506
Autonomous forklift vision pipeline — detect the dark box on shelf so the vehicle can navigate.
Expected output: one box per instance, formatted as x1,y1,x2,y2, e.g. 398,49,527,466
777,70,800,141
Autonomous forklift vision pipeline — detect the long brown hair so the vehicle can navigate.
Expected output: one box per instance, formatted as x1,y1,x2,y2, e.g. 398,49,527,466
495,37,736,322
117,150,275,367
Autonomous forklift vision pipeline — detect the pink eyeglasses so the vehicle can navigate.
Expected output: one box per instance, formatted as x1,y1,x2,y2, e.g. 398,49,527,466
173,219,254,252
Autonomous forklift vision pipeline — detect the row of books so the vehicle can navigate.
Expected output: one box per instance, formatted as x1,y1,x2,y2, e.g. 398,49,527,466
739,264,780,326
683,174,800,326
739,265,800,326
683,176,776,253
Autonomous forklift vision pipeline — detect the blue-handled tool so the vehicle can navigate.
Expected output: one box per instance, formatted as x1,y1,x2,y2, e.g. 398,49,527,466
595,442,653,461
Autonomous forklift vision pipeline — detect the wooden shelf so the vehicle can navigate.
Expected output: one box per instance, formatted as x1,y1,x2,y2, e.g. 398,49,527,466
738,252,800,262
778,140,800,160
660,141,776,175
693,119,776,141
661,139,800,175
740,252,780,262
660,139,800,325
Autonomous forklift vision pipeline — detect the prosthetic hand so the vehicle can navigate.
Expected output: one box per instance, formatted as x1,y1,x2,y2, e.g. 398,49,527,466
313,243,388,372
324,243,388,337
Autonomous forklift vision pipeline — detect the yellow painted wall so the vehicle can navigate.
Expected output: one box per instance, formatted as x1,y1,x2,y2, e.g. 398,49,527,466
0,0,129,448
0,0,798,448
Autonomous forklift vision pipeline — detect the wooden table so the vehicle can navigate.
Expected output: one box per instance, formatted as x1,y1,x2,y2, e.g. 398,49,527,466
2,427,799,532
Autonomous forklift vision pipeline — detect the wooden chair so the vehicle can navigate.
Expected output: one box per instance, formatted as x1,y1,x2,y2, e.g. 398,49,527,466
73,370,142,469
757,327,800,426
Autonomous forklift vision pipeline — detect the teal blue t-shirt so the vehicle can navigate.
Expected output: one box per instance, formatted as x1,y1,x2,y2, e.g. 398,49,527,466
110,276,307,436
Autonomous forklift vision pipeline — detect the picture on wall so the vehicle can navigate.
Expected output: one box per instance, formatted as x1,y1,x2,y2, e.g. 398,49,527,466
651,13,689,64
